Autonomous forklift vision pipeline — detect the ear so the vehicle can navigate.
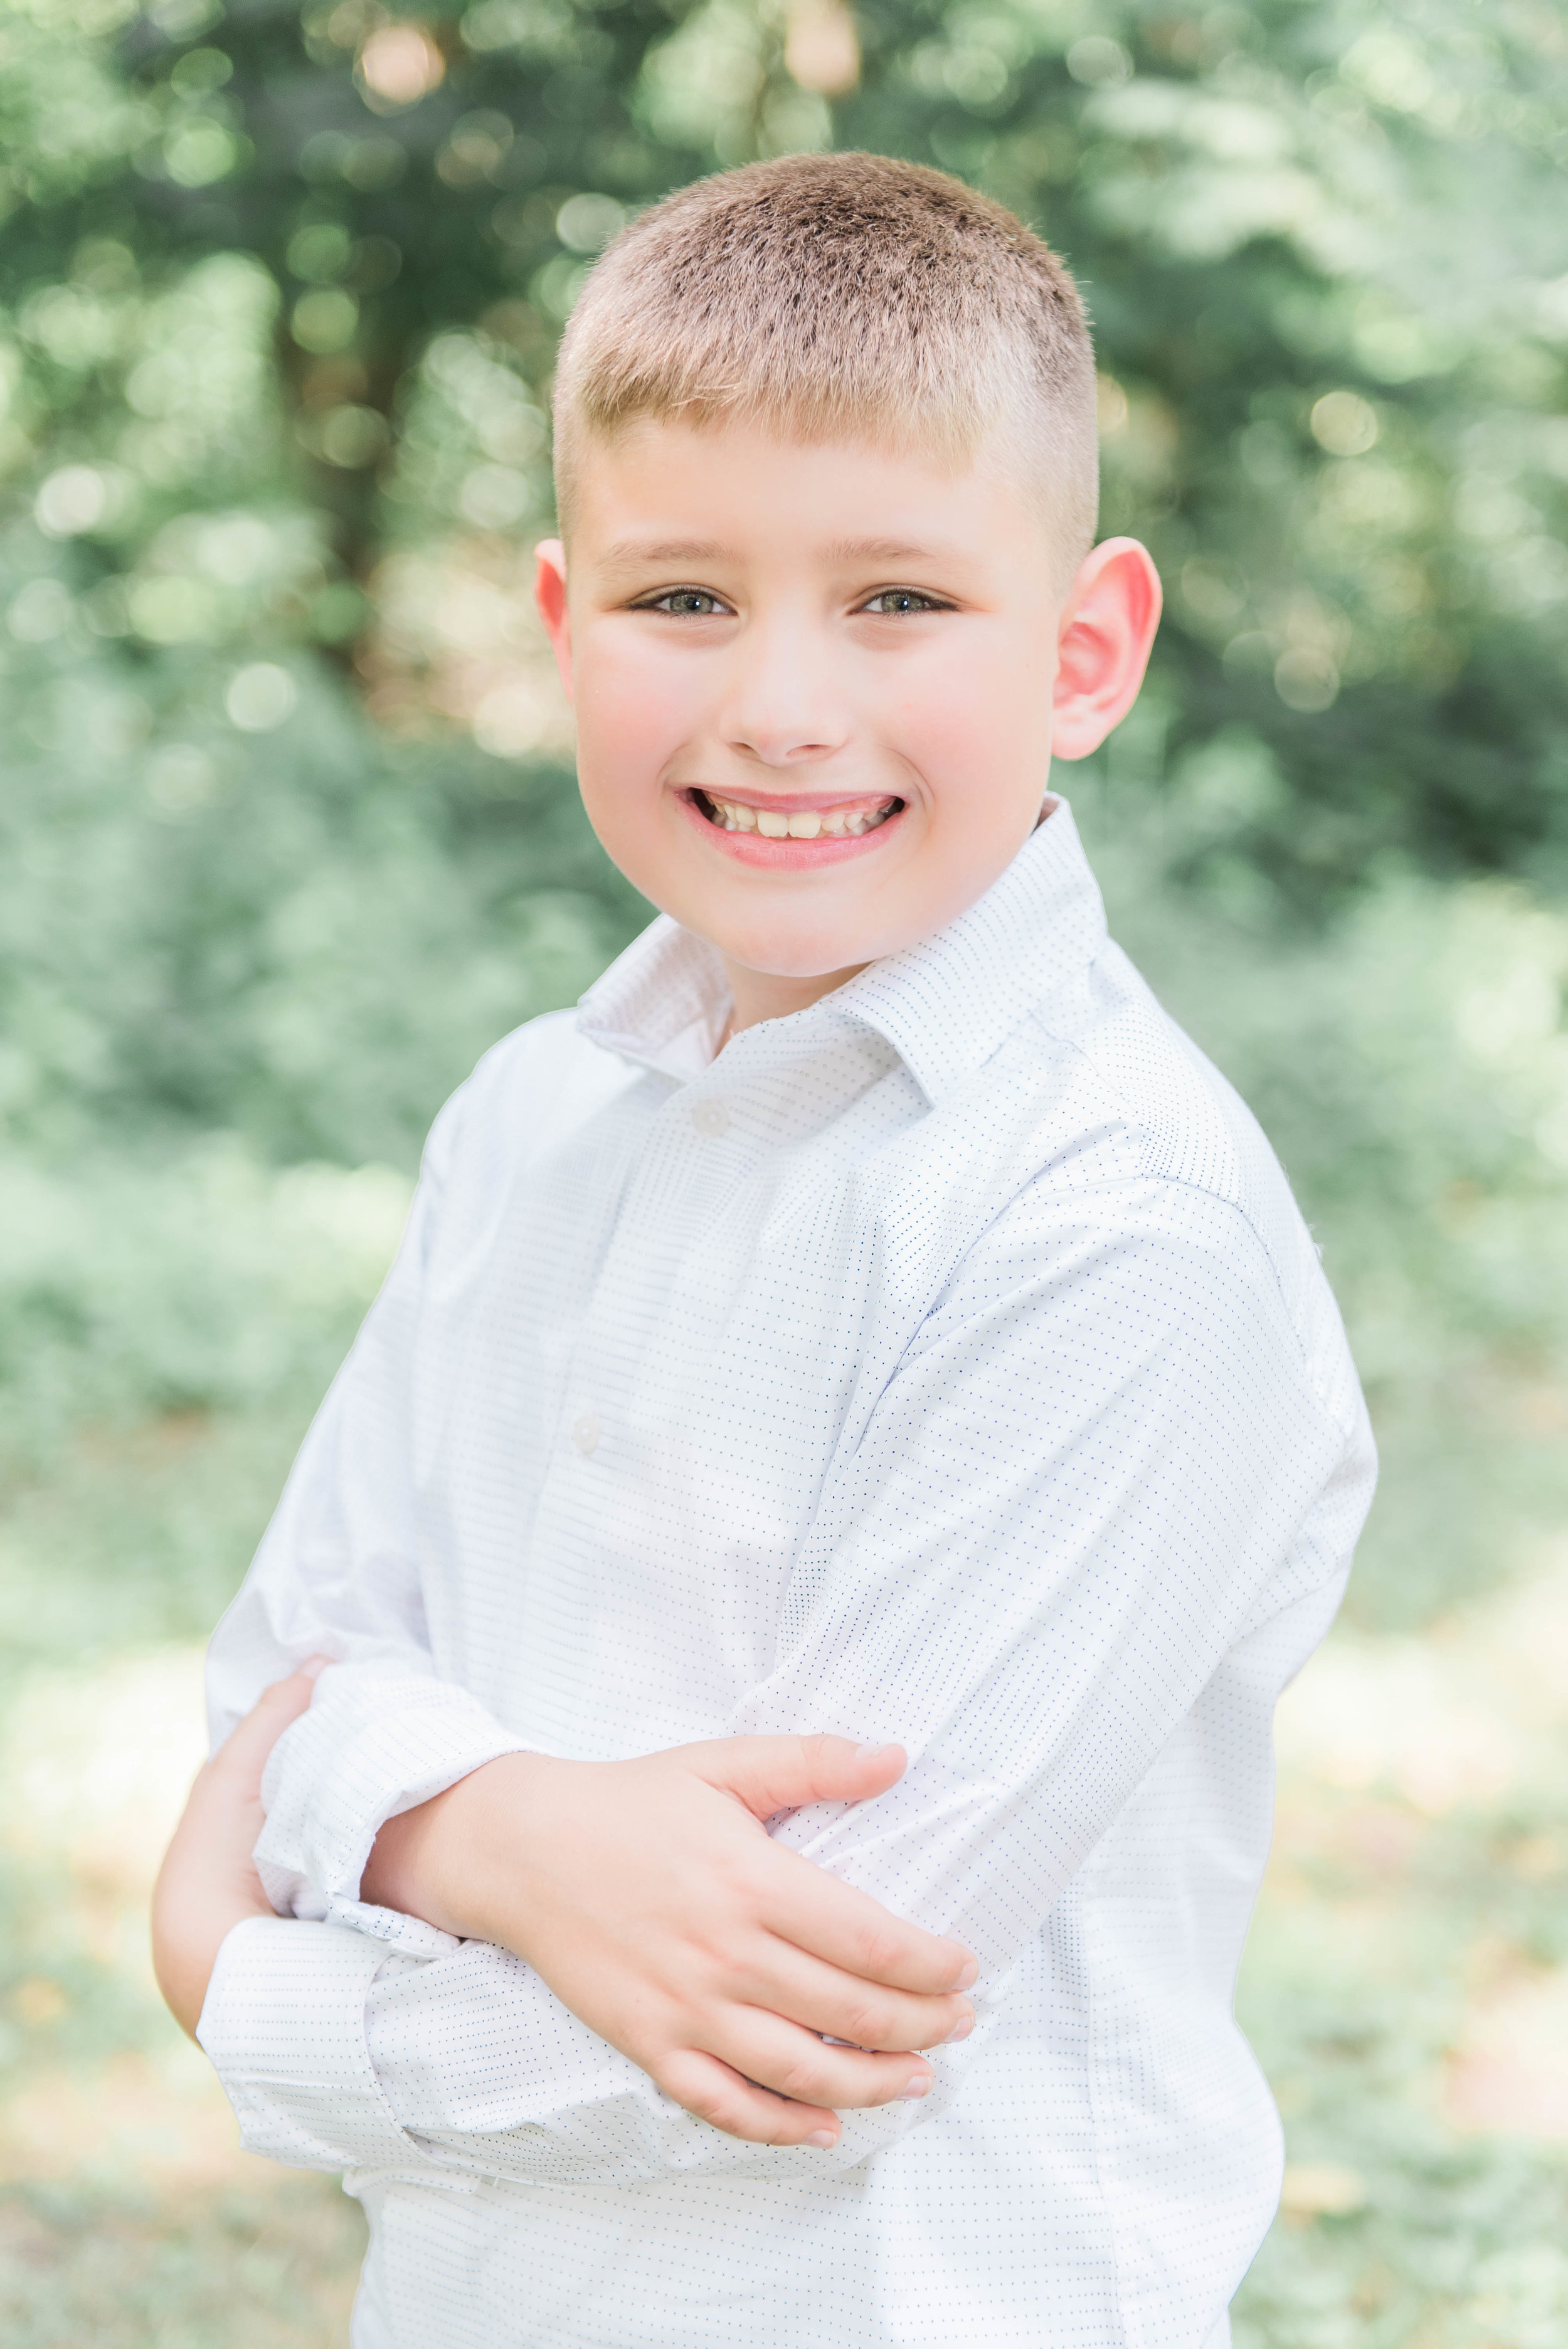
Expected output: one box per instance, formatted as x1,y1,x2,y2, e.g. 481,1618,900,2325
1050,538,1162,761
534,537,573,703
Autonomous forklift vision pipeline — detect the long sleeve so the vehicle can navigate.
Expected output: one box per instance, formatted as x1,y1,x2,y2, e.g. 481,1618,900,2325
199,1175,1370,2190
204,1079,527,1922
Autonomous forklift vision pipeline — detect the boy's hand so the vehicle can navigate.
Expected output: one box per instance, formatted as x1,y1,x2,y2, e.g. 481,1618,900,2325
361,1737,978,2150
151,1664,326,2039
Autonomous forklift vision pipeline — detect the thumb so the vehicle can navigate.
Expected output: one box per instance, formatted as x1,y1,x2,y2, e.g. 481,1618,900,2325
697,1732,908,1821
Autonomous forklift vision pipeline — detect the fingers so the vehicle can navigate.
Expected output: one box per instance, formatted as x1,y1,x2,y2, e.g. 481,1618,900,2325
756,1843,977,1995
696,1732,908,1822
654,2033,929,2150
697,2007,935,2116
746,1934,973,2054
654,2047,845,2148
687,1734,975,1990
210,1658,331,1783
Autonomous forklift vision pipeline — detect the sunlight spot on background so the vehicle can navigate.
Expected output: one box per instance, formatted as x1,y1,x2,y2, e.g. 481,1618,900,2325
357,24,445,109
785,0,860,97
226,662,299,731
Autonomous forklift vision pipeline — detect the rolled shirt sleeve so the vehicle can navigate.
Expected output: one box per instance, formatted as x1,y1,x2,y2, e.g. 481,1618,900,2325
198,1914,417,2177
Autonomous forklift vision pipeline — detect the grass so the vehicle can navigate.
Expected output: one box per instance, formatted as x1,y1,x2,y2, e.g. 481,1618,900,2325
0,1409,367,2349
0,2177,363,2349
1234,1584,1568,2348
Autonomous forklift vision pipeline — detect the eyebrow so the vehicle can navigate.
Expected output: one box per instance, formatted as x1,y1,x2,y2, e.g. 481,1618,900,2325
825,537,946,565
595,534,956,573
597,538,734,570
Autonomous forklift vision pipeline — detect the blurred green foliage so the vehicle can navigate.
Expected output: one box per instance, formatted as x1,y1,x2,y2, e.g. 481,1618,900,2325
0,0,1563,1495
1234,1795,1568,2349
3,1,1568,2343
0,0,1564,1706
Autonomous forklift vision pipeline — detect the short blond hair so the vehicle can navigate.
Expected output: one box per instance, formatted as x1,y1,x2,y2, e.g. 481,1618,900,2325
553,152,1098,578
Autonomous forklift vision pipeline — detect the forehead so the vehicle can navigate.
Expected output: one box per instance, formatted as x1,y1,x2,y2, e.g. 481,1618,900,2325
568,413,1057,573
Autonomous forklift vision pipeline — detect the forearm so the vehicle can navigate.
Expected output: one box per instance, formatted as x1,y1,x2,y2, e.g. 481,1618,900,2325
363,1933,967,2185
153,1873,273,2041
252,1663,527,1918
352,1737,968,2152
153,1665,323,2039
198,1910,964,2189
359,1749,554,1934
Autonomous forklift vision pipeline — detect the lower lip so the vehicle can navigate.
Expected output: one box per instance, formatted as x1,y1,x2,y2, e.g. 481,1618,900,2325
675,791,906,869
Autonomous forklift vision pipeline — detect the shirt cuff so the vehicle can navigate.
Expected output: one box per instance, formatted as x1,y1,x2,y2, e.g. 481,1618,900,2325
198,1914,418,2177
253,1668,527,1917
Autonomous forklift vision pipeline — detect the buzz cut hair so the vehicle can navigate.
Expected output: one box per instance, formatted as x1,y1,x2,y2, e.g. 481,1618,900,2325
551,151,1099,583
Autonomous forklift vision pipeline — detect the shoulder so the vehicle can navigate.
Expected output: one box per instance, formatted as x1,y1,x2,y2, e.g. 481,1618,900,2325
1027,941,1276,1215
1000,941,1359,1436
419,1007,643,1191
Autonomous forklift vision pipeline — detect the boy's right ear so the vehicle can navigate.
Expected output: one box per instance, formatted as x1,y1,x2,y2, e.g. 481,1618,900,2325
534,538,573,702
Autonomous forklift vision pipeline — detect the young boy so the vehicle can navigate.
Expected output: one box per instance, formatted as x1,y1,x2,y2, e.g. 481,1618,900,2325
153,154,1375,2349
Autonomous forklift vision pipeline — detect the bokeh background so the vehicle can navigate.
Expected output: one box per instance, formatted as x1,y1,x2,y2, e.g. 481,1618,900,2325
2,0,1567,2338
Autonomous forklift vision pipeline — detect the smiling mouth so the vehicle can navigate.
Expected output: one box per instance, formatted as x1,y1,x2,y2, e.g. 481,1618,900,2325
691,789,903,839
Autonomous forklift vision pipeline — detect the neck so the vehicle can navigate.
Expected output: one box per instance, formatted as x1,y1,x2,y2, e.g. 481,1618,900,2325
720,957,870,1042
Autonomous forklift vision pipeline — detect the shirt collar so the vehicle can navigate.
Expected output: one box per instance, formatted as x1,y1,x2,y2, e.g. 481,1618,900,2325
576,797,1106,1102
575,913,731,1085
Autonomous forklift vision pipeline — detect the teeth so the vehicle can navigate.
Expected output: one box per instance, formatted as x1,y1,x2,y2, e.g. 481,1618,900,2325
701,793,896,838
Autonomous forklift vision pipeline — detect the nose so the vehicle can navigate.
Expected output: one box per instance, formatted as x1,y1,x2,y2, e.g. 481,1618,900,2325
718,614,849,767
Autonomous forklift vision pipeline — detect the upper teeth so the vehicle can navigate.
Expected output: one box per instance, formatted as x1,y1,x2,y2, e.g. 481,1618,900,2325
702,795,896,839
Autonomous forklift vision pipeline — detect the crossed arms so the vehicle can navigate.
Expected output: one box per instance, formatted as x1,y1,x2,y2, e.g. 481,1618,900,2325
156,1704,977,2151
154,1162,1357,2187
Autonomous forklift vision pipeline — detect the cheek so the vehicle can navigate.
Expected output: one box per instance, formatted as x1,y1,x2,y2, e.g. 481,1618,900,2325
884,636,1051,801
574,637,703,789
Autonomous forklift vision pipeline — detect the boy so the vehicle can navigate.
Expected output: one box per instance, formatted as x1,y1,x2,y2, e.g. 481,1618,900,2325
153,154,1375,2348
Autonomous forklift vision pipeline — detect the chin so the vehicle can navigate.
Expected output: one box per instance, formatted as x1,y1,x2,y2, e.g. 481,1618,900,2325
714,925,874,980
726,942,869,981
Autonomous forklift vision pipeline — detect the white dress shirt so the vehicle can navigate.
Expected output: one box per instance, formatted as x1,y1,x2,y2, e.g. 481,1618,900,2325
199,799,1374,2349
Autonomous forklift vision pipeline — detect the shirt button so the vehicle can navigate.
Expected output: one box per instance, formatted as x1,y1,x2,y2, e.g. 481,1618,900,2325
691,1099,731,1137
571,1413,600,1456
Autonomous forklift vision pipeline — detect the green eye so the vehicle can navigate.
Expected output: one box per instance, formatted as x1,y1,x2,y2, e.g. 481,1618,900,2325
862,589,943,615
649,589,727,617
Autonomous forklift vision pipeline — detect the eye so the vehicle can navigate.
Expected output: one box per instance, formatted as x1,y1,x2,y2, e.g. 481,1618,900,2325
859,588,950,617
637,588,732,617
